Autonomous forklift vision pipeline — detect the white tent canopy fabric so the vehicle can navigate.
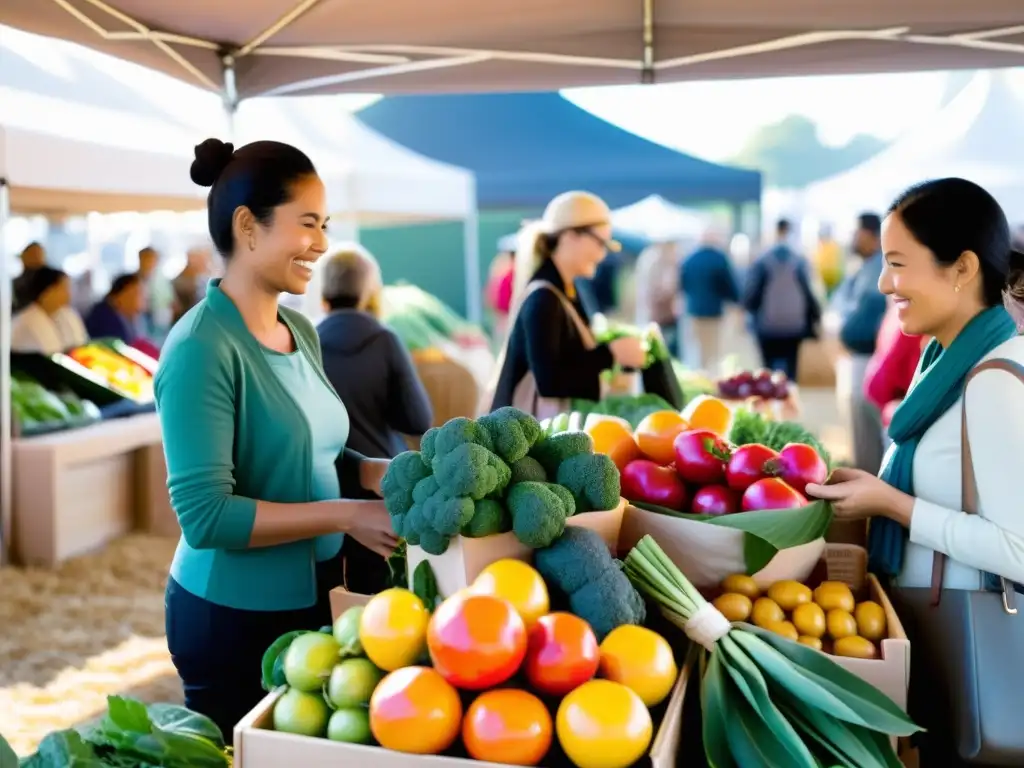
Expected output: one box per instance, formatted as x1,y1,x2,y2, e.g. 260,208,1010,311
800,71,1024,222
0,26,222,214
610,195,710,243
234,96,475,224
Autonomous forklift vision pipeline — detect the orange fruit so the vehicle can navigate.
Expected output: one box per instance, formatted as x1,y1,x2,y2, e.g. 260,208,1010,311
462,688,553,765
682,395,733,436
369,666,462,754
586,418,641,470
634,411,688,465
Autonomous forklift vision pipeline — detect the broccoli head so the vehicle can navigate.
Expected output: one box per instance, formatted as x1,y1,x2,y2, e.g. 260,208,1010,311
534,526,615,594
420,417,493,464
505,481,573,549
381,451,432,518
412,475,440,505
478,407,543,464
569,566,646,641
402,503,428,546
432,442,511,500
509,455,548,485
418,528,451,556
556,452,621,513
530,432,593,476
534,526,645,641
461,499,512,538
546,483,577,518
421,491,475,537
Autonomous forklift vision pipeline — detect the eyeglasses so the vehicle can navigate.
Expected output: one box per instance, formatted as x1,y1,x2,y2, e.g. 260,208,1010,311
572,227,621,253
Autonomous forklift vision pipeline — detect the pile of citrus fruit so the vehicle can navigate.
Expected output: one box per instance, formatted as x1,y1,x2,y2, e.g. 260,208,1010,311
267,559,679,768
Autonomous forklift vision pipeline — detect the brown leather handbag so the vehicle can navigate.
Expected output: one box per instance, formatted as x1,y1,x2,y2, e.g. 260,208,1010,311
894,359,1024,765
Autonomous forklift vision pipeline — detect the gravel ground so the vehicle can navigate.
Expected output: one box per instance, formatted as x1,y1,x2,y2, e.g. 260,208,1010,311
0,535,182,756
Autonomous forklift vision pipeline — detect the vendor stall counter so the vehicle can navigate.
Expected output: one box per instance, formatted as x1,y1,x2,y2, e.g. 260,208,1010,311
10,412,177,567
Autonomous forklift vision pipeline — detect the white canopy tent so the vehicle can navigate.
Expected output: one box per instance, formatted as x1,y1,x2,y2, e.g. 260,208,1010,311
0,27,480,562
232,96,479,320
610,195,710,243
800,70,1024,224
0,26,227,560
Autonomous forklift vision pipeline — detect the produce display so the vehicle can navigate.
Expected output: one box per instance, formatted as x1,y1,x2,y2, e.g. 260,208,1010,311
717,367,792,401
381,408,621,556
591,316,670,371
571,397,829,517
59,343,154,402
382,283,488,352
712,574,888,659
6,696,231,766
260,557,675,767
10,374,101,436
625,536,919,767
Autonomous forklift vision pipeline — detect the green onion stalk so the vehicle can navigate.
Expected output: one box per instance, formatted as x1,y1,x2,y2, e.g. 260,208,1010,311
624,536,921,768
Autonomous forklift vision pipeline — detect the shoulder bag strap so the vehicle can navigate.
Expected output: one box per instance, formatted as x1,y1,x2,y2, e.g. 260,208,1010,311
930,358,1024,612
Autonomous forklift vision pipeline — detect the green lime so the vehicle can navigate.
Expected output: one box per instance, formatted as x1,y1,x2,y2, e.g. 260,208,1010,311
333,606,364,657
326,657,384,708
273,688,329,737
326,707,373,744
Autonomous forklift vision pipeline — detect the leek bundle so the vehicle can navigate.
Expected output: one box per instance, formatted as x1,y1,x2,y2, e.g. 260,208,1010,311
624,536,920,768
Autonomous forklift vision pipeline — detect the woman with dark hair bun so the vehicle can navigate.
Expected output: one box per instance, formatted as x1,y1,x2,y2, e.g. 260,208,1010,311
807,178,1024,764
10,265,87,354
156,138,397,738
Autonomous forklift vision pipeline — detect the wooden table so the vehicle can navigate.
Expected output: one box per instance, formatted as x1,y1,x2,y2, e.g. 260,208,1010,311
11,412,176,567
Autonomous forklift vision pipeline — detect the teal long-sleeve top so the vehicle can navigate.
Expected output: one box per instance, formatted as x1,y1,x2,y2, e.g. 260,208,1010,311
155,279,351,611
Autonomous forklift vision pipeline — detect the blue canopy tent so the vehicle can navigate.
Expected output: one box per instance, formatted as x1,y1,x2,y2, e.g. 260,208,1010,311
356,92,762,210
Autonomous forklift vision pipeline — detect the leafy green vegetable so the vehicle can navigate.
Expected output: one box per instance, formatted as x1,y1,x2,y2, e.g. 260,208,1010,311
624,536,920,768
261,630,305,692
630,499,833,573
15,697,230,768
412,560,442,611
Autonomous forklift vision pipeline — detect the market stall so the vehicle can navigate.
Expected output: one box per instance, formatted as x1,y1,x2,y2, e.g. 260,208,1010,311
0,27,222,564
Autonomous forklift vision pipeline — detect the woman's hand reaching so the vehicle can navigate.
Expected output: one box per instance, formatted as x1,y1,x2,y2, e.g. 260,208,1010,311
609,336,647,369
805,467,914,526
342,500,400,557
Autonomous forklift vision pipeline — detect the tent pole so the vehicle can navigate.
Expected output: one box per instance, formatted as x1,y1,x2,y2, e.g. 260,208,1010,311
463,193,481,325
0,178,12,566
640,0,655,84
222,55,239,141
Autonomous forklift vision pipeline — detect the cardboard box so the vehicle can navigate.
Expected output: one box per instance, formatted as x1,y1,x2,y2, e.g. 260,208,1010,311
619,503,825,590
407,499,627,598
237,588,692,768
820,543,910,714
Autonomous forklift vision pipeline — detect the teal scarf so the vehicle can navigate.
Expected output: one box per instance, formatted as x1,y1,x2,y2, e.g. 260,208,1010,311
868,305,1018,577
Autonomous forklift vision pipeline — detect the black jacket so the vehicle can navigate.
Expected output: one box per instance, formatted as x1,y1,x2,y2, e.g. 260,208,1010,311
491,259,614,409
318,310,433,470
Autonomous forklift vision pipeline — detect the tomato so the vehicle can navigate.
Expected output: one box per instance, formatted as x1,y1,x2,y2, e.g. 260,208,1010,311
369,666,462,754
768,442,828,495
599,625,678,707
428,592,527,690
556,679,653,768
690,484,739,516
620,459,688,511
472,559,550,630
359,588,430,672
634,411,688,465
462,689,553,766
673,429,730,485
524,612,600,697
725,443,778,491
741,477,808,511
